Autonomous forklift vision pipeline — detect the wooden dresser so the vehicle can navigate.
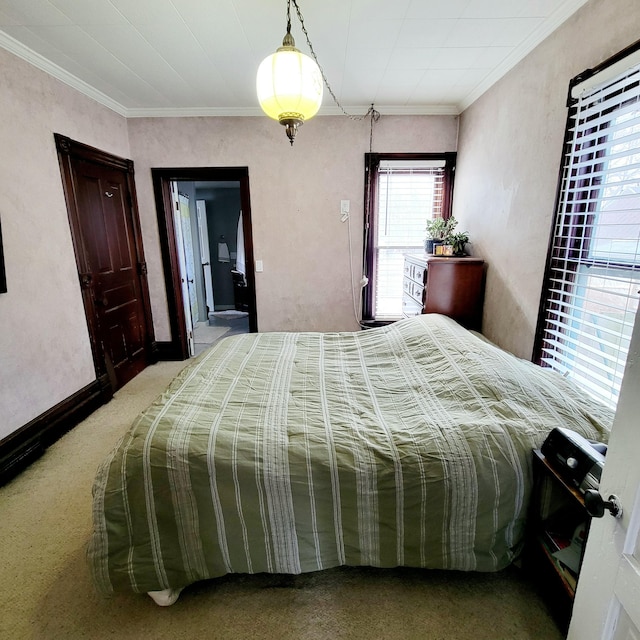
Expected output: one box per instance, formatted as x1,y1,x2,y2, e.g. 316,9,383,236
402,254,428,318
402,255,485,331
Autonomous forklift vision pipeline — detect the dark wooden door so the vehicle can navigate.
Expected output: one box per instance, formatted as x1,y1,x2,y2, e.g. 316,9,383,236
56,135,154,392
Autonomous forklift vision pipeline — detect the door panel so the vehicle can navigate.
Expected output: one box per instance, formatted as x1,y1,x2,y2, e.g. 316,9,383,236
56,134,153,392
196,199,215,315
569,311,640,639
178,193,198,326
611,608,640,640
171,182,195,357
74,160,147,387
80,177,111,270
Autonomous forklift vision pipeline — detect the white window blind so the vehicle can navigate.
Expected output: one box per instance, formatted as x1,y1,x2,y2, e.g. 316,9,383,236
374,160,446,319
538,57,640,408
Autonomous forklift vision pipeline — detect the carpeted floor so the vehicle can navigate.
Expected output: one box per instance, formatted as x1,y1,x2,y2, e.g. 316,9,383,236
192,322,231,356
0,355,564,640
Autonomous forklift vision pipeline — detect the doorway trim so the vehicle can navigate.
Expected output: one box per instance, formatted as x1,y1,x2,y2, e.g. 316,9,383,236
152,167,257,361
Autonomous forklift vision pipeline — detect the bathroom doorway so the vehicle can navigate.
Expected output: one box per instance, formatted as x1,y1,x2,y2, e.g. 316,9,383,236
152,167,256,360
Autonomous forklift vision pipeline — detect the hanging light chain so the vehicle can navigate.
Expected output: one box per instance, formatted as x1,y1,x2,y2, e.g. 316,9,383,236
285,0,292,36
290,0,380,125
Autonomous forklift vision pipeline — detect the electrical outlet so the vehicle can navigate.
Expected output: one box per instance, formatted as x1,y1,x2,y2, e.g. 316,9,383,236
340,200,350,222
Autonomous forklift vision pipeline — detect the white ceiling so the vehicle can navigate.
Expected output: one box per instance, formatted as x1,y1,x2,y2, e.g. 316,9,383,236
0,0,589,118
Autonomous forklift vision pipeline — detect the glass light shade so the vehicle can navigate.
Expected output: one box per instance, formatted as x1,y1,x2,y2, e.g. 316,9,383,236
257,48,323,123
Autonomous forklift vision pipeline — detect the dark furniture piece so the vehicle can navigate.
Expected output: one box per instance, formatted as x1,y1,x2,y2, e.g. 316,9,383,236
231,269,249,312
402,255,485,330
527,449,592,632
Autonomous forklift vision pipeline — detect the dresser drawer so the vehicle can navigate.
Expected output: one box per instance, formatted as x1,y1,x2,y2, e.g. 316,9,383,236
402,293,424,317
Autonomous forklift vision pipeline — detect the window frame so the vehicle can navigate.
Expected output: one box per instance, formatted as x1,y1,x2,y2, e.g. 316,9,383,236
362,152,456,325
533,38,640,407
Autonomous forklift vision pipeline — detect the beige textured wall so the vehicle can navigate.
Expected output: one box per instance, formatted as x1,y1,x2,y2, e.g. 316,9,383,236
9,0,632,441
0,48,130,438
127,113,458,338
454,0,640,359
0,42,456,441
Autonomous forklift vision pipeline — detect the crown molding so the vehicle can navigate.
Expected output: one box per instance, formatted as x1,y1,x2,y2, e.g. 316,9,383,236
0,30,460,119
124,106,262,118
457,0,590,112
318,105,461,117
124,104,460,118
1,0,589,119
0,30,128,117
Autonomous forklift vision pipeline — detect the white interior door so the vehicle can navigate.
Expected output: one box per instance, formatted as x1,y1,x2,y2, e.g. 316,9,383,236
170,182,195,357
569,311,640,639
196,199,215,314
236,209,245,276
177,193,198,327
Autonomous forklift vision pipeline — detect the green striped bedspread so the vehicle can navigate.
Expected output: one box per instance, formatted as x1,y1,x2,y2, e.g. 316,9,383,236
88,314,612,595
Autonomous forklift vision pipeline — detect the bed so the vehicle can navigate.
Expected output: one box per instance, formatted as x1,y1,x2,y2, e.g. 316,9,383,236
87,314,612,605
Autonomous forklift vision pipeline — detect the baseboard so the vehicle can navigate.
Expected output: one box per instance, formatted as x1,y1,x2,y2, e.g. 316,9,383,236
0,376,112,486
153,340,187,361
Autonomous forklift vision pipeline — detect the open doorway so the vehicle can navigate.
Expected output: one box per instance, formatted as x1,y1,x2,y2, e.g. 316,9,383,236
153,168,257,360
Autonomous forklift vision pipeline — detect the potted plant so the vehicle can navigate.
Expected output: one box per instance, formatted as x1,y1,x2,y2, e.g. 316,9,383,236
447,230,470,256
425,217,457,254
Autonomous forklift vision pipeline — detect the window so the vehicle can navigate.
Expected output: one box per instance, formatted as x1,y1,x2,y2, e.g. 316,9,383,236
535,45,640,408
363,153,456,323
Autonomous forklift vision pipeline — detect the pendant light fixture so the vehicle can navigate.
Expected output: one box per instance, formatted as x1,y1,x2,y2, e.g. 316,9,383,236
257,0,380,146
256,0,323,145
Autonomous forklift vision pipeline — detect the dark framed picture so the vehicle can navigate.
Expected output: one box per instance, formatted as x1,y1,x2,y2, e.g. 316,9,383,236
0,216,6,294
